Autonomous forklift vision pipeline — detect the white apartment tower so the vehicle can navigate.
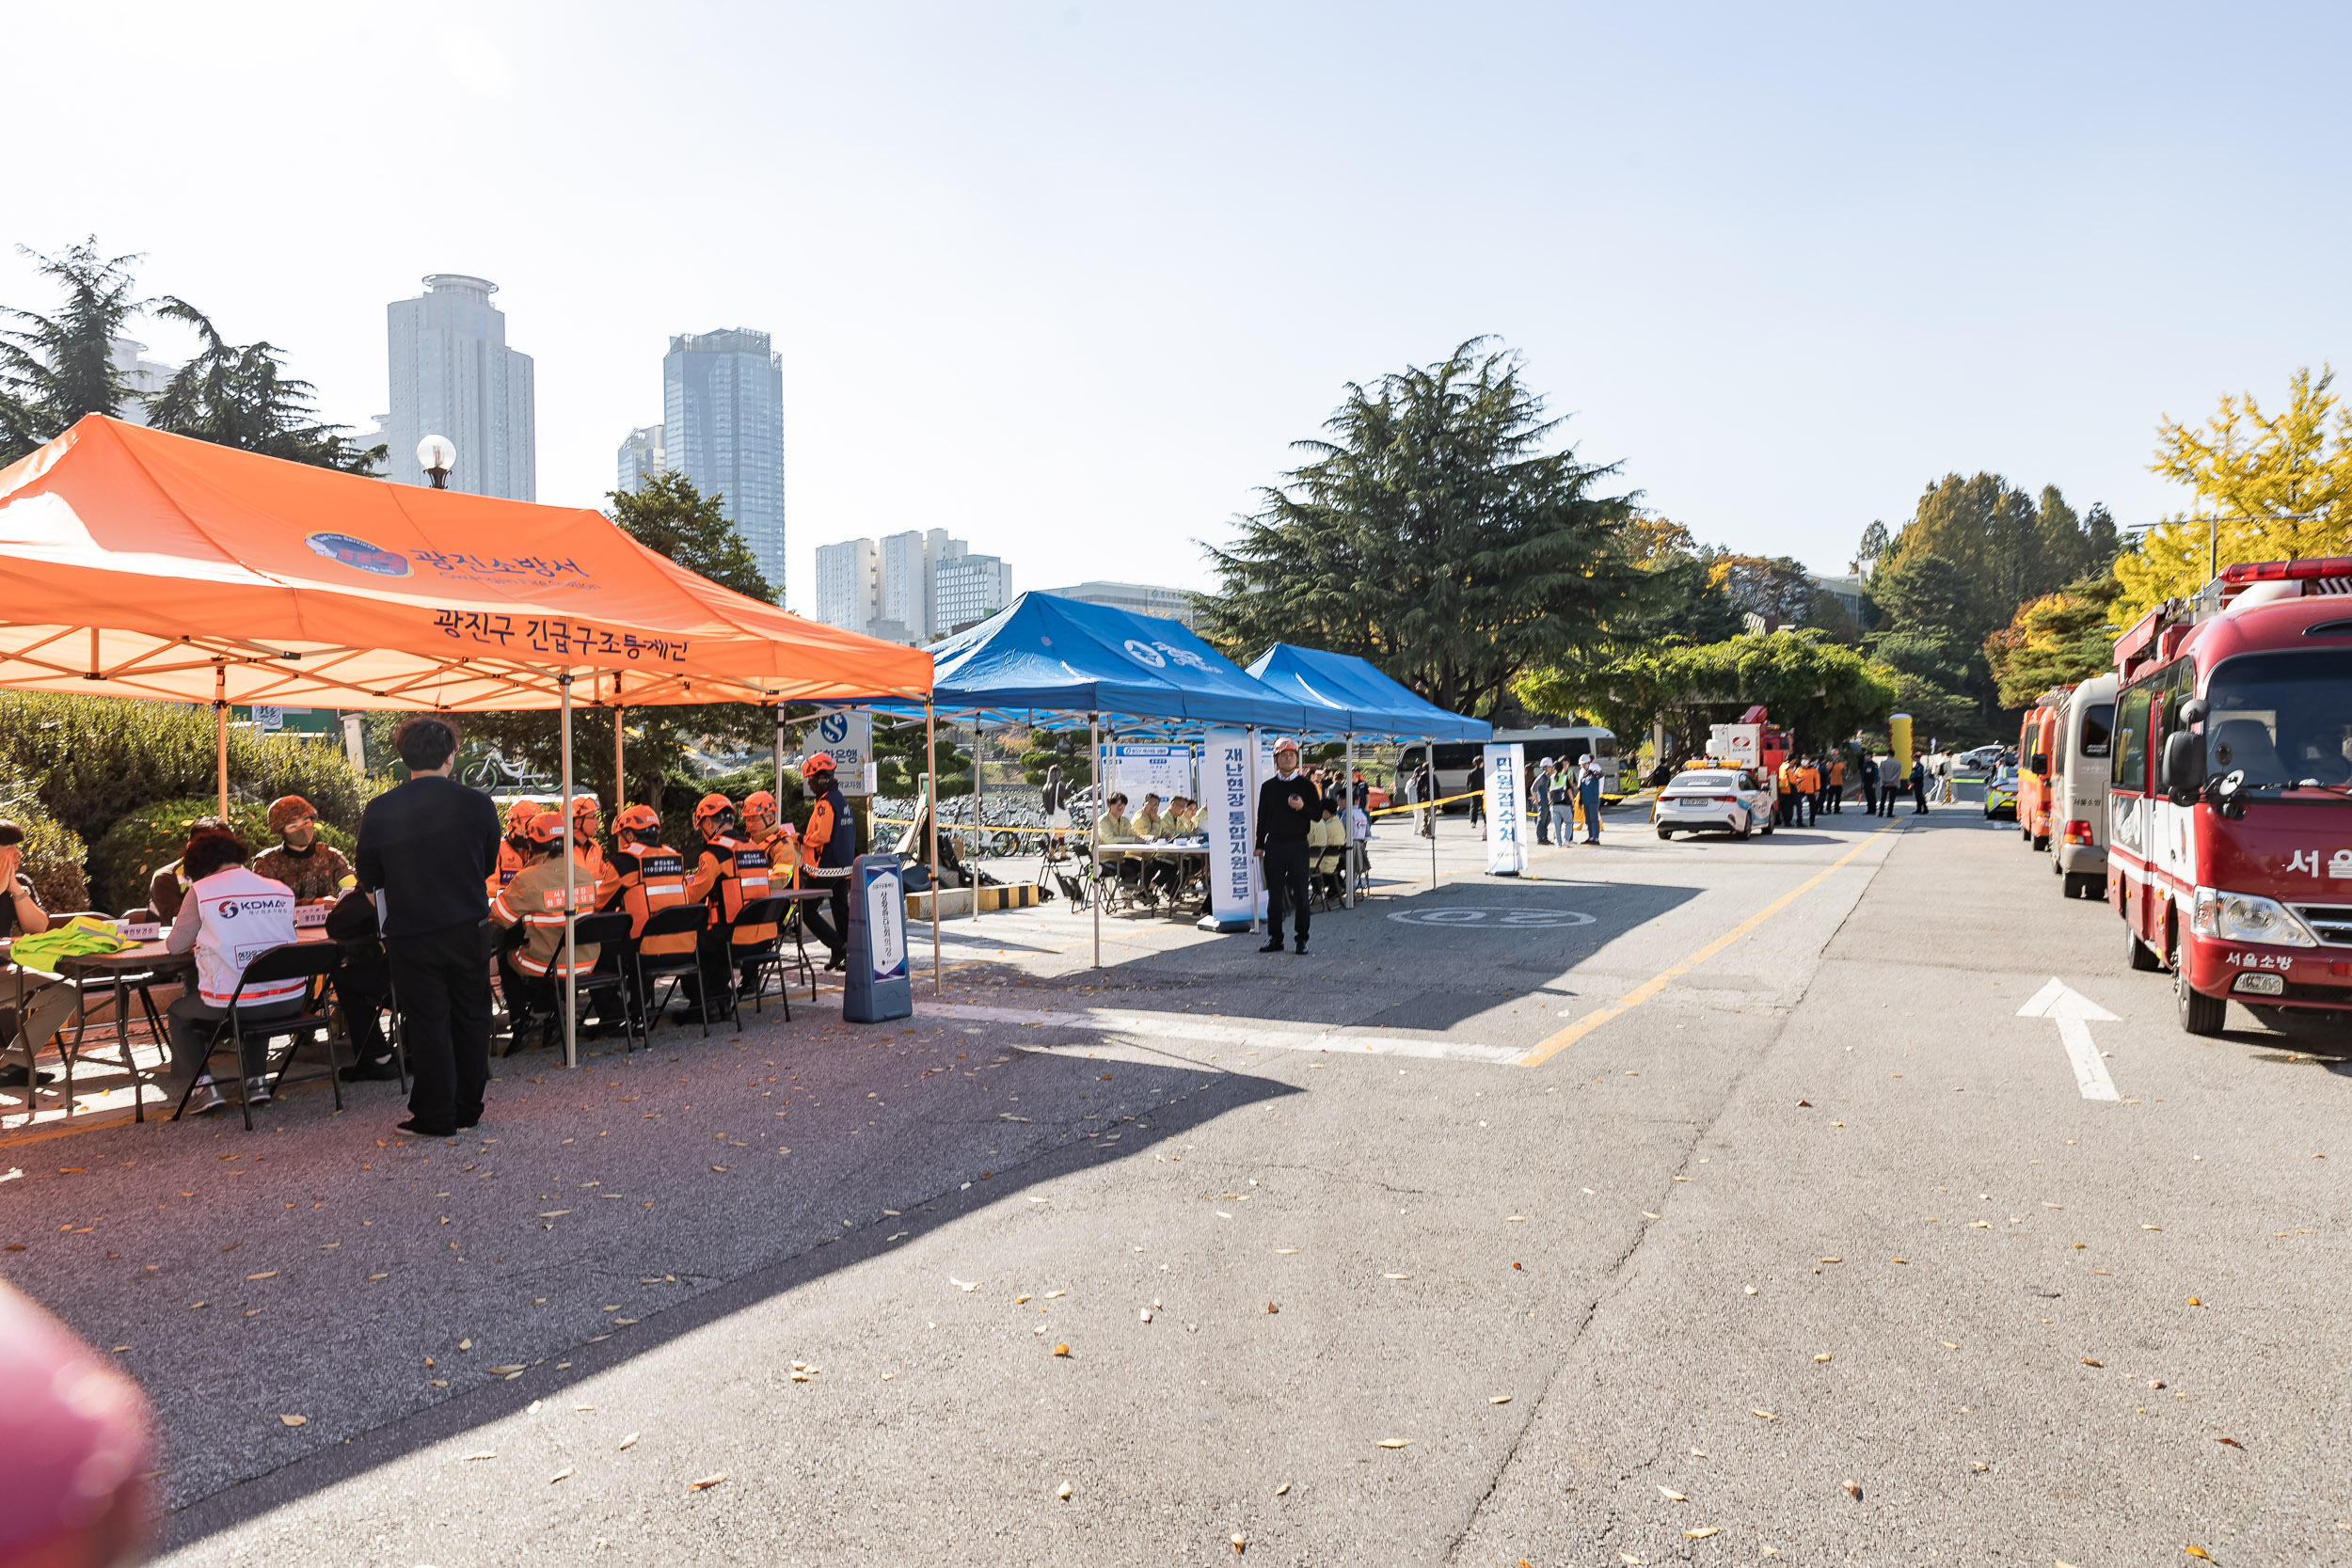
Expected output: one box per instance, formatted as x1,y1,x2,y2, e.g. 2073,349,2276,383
814,538,881,634
384,274,535,499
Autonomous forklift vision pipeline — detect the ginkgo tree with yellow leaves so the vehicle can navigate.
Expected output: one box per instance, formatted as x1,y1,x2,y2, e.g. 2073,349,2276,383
2116,366,2352,624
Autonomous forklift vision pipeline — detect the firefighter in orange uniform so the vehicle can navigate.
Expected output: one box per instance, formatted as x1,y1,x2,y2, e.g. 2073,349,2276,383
489,811,602,1052
684,792,780,1007
490,799,542,894
570,794,617,900
798,752,854,972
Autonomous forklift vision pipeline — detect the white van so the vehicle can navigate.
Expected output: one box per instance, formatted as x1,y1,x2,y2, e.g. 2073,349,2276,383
2052,673,2116,899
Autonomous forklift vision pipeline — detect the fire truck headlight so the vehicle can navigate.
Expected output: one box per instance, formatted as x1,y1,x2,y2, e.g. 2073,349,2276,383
2194,885,2318,946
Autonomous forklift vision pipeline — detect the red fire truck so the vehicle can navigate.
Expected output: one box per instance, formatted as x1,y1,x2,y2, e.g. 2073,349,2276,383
2016,689,2067,850
2108,556,2352,1036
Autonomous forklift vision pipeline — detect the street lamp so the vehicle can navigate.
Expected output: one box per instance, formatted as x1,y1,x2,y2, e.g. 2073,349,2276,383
417,434,456,490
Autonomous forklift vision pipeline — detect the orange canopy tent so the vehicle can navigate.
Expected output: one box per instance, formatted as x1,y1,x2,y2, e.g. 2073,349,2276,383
0,419,946,1063
0,416,931,711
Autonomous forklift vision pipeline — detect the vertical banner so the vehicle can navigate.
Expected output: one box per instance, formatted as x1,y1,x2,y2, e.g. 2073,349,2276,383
1204,726,1256,929
844,852,912,1022
1484,742,1526,876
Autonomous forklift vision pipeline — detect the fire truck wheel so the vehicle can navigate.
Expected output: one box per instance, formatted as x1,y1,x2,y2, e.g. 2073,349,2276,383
2169,927,2227,1037
2125,920,2163,973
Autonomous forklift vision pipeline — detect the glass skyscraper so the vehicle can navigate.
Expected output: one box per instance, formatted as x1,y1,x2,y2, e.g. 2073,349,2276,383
663,329,785,598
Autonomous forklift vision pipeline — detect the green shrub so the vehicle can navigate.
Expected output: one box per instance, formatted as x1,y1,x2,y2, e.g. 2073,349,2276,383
0,692,368,847
87,798,353,914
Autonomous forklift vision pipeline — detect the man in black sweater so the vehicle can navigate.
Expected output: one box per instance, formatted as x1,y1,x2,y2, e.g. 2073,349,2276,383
1253,736,1315,955
355,717,501,1137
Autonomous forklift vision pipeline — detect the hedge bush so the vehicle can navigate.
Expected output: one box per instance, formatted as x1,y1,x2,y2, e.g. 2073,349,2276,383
87,798,354,914
0,692,369,847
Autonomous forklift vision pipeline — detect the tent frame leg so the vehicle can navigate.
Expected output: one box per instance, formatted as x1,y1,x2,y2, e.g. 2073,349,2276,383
561,673,578,1070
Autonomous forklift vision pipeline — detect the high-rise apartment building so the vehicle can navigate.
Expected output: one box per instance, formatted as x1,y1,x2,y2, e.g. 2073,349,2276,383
814,538,881,634
933,553,1013,637
105,339,175,426
384,274,535,499
878,529,951,643
616,424,665,493
664,329,785,599
1034,580,1200,628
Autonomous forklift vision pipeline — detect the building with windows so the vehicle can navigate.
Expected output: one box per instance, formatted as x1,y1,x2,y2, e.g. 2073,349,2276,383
664,328,785,598
933,552,1013,637
878,530,949,642
814,537,881,634
616,424,666,493
1034,579,1200,628
384,274,535,499
105,339,175,425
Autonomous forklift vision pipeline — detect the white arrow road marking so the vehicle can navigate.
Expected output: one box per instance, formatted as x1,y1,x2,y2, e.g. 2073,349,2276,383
2016,977,2122,1101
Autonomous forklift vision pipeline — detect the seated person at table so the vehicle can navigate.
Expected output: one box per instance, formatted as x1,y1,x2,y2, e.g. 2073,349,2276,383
254,795,355,903
1096,792,1144,890
1307,798,1347,904
490,812,604,1052
0,820,80,1090
1163,796,1198,836
1133,793,1166,839
567,795,619,900
488,799,543,894
325,879,397,1082
163,831,305,1115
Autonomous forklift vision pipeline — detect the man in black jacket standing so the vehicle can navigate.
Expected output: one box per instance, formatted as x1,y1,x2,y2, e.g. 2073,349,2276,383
356,717,501,1137
1253,736,1315,956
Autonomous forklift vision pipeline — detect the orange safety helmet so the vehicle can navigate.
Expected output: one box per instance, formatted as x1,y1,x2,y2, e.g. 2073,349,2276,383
742,788,776,818
570,793,601,820
692,792,736,828
524,810,568,846
615,803,662,843
803,752,836,775
504,799,544,833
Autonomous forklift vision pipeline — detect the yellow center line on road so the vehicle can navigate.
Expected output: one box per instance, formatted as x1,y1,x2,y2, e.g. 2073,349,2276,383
1517,818,1906,1069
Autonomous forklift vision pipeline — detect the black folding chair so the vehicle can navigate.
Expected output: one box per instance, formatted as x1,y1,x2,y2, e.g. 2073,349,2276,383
564,911,640,1054
630,905,723,1039
728,895,796,1022
169,944,343,1132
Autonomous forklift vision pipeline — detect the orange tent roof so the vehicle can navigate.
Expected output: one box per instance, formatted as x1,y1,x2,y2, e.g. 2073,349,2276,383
0,417,930,711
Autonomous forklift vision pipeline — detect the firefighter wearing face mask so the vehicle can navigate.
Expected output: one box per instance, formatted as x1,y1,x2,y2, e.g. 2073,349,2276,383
740,790,801,888
798,753,854,972
252,795,356,903
602,804,691,944
486,799,542,895
683,792,781,1006
569,794,618,899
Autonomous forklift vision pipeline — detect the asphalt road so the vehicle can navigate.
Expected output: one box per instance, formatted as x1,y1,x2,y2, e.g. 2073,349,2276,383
5,797,2346,1565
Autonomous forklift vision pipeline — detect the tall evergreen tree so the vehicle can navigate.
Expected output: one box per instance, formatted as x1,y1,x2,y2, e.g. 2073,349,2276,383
143,300,383,472
1200,339,1643,718
609,470,773,603
0,238,145,463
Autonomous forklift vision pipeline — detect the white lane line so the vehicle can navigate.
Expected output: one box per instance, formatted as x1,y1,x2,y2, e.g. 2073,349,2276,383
918,1002,1522,1066
2015,977,2122,1101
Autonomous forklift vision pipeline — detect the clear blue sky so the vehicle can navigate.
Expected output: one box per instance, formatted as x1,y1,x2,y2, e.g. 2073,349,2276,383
7,2,2346,611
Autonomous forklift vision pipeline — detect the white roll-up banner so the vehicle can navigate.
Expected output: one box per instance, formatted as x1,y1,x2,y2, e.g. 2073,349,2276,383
1484,742,1527,876
1205,727,1257,925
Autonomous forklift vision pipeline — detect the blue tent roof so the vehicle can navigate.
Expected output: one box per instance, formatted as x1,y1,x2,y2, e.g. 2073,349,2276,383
880,593,1311,734
1244,643,1491,742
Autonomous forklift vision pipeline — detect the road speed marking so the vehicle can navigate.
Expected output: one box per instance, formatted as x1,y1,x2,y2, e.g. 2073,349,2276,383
1386,908,1597,928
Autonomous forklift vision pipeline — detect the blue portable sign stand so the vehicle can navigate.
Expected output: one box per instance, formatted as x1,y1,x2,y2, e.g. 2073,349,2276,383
843,852,912,1023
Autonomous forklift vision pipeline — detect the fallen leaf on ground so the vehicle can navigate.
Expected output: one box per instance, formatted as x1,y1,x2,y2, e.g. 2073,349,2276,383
1376,1438,1411,1449
458,1338,472,1351
687,1472,728,1492
1488,1395,1512,1404
1658,1485,1686,1500
2185,1548,2211,1560
1383,1273,1410,1280
2082,1358,2103,1368
1750,1408,1776,1420
1231,1533,1247,1552
1686,1528,1720,1539
246,1272,277,1281
1841,1479,1862,1499
617,1433,640,1450
2217,1436,2242,1449
278,1415,306,1428
951,1278,979,1292
488,1364,525,1375
1814,1353,1832,1363
2187,1296,2203,1307
461,1451,496,1462
549,1468,573,1483
1053,1342,1070,1356
1274,1481,1290,1496
1057,1481,1073,1499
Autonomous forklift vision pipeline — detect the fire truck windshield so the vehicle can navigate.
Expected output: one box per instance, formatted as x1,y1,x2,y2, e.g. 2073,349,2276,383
2203,648,2352,792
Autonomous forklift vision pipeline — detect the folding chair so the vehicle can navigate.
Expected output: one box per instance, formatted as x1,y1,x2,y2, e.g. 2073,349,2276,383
169,944,343,1132
630,905,725,1039
497,912,639,1055
728,895,796,1021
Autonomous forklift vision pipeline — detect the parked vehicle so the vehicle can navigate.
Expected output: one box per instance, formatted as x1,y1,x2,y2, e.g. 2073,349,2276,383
1653,767,1774,840
1983,765,2020,820
2017,691,2067,850
2052,674,2117,898
2108,555,2352,1037
1432,725,1623,806
1956,744,2004,771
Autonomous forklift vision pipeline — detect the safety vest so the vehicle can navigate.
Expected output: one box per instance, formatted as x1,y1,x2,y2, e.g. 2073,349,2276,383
752,825,801,888
185,867,306,1008
696,834,777,947
803,786,855,878
491,856,602,977
605,841,692,952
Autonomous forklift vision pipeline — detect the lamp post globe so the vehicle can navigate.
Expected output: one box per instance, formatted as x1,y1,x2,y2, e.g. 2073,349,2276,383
417,434,456,490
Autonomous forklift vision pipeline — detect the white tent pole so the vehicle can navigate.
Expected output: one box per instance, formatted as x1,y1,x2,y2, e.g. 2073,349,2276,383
561,673,578,1069
927,703,941,995
1089,712,1101,969
213,662,229,819
612,673,625,811
971,719,981,924
1343,732,1356,910
1427,737,1438,893
1246,725,1260,935
773,704,787,805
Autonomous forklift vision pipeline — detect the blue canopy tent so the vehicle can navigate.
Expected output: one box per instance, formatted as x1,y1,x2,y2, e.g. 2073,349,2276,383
1245,643,1490,902
872,593,1315,958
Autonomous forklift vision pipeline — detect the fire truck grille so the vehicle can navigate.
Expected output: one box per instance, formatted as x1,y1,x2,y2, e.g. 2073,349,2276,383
2291,904,2352,946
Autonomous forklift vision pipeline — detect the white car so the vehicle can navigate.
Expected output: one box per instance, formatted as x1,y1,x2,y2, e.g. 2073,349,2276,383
1654,768,1774,840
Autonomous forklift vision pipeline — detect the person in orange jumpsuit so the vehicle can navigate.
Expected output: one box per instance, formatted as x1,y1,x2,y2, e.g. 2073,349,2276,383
489,799,542,894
